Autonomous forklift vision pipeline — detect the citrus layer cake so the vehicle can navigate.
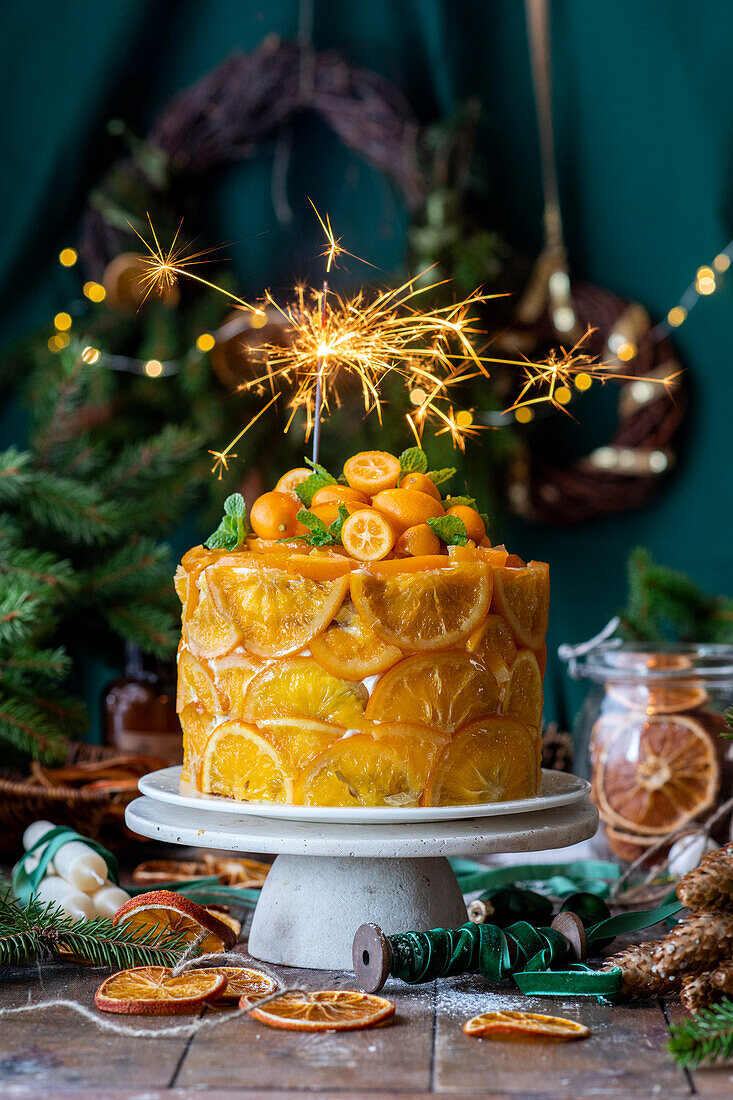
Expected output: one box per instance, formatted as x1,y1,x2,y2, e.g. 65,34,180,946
175,449,549,808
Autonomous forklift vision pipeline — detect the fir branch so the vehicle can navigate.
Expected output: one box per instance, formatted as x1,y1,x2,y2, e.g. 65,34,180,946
0,646,72,685
0,449,117,544
0,546,77,593
667,998,733,1068
83,538,172,602
106,602,178,658
0,692,68,762
0,584,53,648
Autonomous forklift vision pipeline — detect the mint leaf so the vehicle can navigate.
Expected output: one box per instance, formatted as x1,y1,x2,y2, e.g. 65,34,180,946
205,496,248,549
443,494,477,510
399,447,428,476
296,509,334,547
427,515,469,546
427,467,456,487
479,512,491,533
295,461,337,506
328,504,350,543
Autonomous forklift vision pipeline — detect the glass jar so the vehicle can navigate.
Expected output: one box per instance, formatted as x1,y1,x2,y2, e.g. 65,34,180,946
562,635,733,862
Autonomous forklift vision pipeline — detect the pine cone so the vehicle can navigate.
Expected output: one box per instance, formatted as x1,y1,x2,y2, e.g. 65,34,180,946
541,723,574,773
681,971,725,1013
677,844,733,912
711,960,733,993
653,910,733,978
601,940,681,998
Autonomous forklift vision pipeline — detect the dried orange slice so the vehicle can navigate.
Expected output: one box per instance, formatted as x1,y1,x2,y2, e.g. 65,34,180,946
244,989,395,1031
423,717,538,806
351,562,491,652
294,731,432,807
367,652,500,733
206,558,348,658
179,704,216,785
243,657,367,727
256,718,342,771
201,721,294,803
200,966,277,1004
177,650,219,714
606,680,708,715
341,509,395,562
593,713,719,836
114,891,237,954
204,908,242,940
466,614,518,684
343,451,401,495
463,1010,589,1042
208,651,261,716
184,572,242,660
310,601,402,679
502,650,543,729
95,966,226,1016
490,562,549,649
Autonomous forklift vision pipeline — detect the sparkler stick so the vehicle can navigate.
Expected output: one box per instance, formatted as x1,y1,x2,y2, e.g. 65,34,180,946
312,279,328,465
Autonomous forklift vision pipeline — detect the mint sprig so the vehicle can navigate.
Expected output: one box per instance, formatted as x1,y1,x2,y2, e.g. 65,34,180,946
295,459,337,507
205,493,249,550
399,447,428,476
296,505,349,547
427,515,469,547
427,467,457,487
443,494,477,509
328,504,350,542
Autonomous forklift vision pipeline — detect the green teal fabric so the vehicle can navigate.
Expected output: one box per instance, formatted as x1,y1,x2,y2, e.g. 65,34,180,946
2,1,732,731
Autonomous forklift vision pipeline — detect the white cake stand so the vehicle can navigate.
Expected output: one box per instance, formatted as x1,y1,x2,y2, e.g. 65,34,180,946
126,771,597,971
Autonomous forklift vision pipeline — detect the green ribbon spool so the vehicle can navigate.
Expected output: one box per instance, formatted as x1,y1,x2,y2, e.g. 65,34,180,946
12,827,120,905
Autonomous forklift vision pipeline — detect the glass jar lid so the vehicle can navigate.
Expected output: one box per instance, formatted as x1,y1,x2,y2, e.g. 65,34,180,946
559,621,733,683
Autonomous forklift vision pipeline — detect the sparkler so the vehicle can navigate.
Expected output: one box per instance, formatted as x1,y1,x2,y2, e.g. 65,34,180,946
133,205,677,472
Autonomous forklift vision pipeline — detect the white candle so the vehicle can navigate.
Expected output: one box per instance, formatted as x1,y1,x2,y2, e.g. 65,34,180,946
24,853,55,875
52,841,107,894
23,820,55,850
34,876,95,920
92,883,130,918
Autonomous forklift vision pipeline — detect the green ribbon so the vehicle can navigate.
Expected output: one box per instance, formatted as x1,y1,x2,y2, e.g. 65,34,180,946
126,878,261,908
12,827,119,904
450,858,622,899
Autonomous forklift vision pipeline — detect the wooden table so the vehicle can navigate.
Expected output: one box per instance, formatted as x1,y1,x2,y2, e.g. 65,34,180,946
0,874,730,1097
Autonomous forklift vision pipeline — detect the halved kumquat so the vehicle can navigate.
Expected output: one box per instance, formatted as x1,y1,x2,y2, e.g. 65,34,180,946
341,509,395,562
343,450,401,495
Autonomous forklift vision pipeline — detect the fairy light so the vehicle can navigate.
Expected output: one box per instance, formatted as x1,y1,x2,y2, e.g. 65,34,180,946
515,407,533,424
667,306,686,327
47,333,69,352
250,309,268,329
83,281,106,303
714,252,730,273
410,387,427,405
81,346,100,364
54,312,72,331
144,359,163,377
574,372,592,391
58,248,77,267
648,237,732,339
196,333,216,352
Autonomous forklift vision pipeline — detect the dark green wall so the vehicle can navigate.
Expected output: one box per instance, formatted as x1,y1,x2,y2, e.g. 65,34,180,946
2,1,732,729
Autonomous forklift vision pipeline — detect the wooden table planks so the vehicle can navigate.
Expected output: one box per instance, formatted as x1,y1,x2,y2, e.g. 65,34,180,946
1,907,732,1098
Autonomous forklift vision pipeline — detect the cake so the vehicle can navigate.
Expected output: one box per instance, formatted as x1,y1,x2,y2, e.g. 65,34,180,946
175,449,549,808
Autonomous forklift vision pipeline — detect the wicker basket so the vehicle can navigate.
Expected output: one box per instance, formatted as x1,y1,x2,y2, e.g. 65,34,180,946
0,742,141,852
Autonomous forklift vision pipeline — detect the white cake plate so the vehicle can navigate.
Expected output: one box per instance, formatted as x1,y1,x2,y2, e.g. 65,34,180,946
126,778,598,971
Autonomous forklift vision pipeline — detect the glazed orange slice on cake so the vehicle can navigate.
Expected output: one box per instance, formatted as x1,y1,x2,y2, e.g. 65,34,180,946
463,1010,589,1042
343,450,401,495
244,989,395,1031
294,732,427,807
243,657,368,727
367,652,500,733
310,601,402,680
351,562,491,651
206,558,348,658
184,572,242,660
593,713,719,835
179,704,216,784
95,966,227,1016
490,562,549,649
341,509,395,562
423,717,538,806
201,721,294,803
177,650,219,715
466,614,518,684
208,650,262,717
114,891,237,954
255,718,342,771
502,650,543,729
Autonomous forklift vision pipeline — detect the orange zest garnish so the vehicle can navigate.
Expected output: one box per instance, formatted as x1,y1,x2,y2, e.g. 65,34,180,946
243,989,395,1031
463,1009,589,1041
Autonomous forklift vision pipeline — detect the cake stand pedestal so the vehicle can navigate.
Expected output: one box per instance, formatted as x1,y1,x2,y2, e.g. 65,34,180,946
126,791,598,971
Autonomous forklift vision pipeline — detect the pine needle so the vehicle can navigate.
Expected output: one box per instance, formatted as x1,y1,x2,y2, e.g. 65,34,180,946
667,998,733,1068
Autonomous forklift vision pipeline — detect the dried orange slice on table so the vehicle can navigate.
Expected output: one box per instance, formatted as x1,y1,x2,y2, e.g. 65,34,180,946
199,966,277,1004
424,717,539,806
95,966,226,1016
463,1010,589,1042
244,989,395,1031
114,891,238,953
593,713,719,835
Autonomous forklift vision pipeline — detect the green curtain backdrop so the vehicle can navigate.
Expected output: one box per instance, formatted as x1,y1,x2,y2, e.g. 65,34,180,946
1,0,731,731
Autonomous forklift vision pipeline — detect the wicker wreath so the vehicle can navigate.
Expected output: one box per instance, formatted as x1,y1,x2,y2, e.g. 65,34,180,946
79,37,684,525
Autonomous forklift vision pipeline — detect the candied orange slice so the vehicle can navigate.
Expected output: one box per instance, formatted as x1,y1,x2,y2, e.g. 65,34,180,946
341,509,395,562
593,713,719,836
463,1010,589,1042
177,650,219,714
206,559,348,658
95,966,226,1016
201,721,294,803
606,680,708,715
310,601,402,680
184,572,242,660
294,732,428,807
114,891,237,954
351,562,491,652
363,555,450,574
449,544,509,568
201,966,278,1004
243,657,367,727
179,704,216,784
343,451,401,495
208,651,261,716
275,466,312,498
502,650,543,729
491,561,549,649
466,614,518,684
255,718,342,771
245,989,395,1031
173,564,189,606
366,652,500,733
372,722,450,794
423,716,538,805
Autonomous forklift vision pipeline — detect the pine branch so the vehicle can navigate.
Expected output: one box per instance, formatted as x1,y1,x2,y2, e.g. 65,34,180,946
0,583,54,649
106,602,179,658
83,537,173,603
0,546,77,593
0,691,70,762
667,998,733,1068
0,646,72,685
